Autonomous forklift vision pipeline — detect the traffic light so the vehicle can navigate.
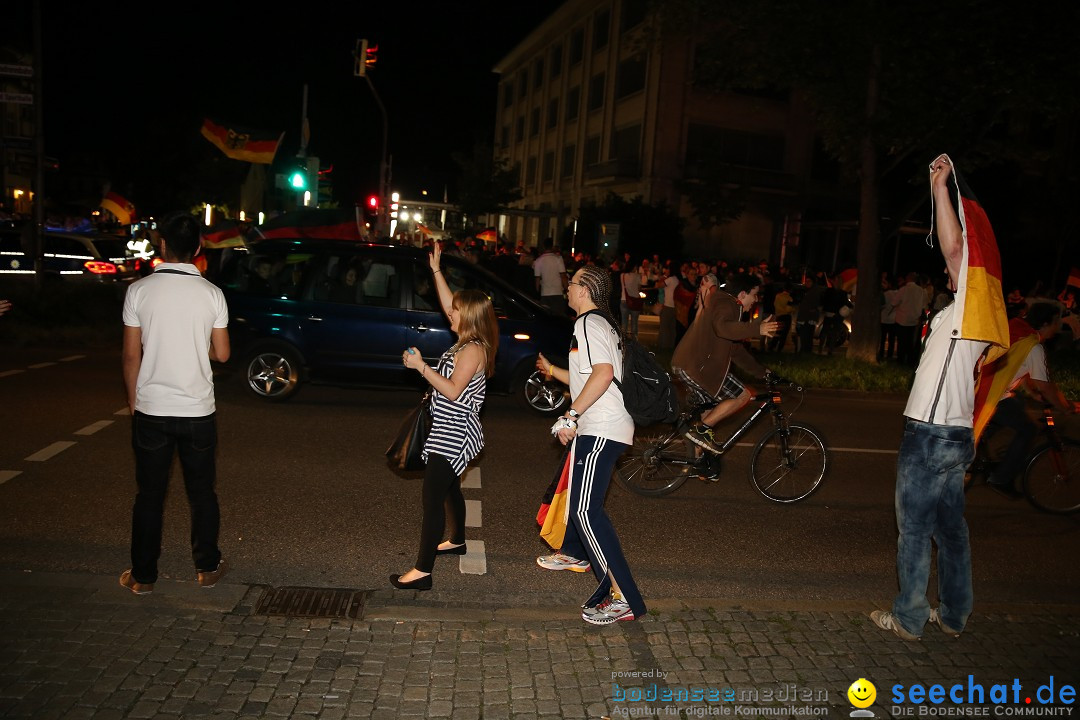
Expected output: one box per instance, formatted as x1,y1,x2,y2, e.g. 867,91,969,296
288,167,307,190
354,38,378,77
366,194,379,211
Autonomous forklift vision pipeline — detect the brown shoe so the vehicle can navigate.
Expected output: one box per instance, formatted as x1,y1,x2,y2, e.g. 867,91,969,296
119,570,154,595
197,557,228,588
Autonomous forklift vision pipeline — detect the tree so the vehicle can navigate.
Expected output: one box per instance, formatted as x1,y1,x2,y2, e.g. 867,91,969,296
573,193,684,261
658,0,1080,361
451,142,522,222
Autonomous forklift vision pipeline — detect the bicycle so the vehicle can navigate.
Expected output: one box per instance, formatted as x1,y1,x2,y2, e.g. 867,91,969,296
967,407,1080,514
613,373,828,502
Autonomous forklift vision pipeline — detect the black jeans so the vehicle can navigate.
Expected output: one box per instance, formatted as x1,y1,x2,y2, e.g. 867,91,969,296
415,453,466,573
130,412,221,584
984,396,1038,488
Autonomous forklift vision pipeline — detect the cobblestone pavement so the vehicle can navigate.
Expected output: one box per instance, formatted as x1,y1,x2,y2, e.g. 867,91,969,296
1,572,1077,720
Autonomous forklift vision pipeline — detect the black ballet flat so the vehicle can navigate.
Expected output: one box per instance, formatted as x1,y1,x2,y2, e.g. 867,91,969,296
390,573,432,591
435,543,467,556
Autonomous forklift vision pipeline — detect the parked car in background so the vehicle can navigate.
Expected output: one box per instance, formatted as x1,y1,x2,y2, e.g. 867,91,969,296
0,228,143,285
215,238,575,413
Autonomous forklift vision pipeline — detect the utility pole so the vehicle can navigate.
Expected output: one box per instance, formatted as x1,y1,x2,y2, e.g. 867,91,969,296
32,0,44,295
355,38,388,237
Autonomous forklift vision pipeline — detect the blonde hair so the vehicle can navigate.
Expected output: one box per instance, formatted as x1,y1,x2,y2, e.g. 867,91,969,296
451,289,499,377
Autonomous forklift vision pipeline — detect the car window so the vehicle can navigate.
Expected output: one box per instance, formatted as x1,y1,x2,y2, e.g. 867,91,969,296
220,246,313,300
312,252,402,307
411,260,438,311
45,236,93,259
442,260,530,320
91,237,131,261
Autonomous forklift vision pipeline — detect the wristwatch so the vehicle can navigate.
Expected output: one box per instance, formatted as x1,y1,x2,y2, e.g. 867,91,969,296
568,408,580,419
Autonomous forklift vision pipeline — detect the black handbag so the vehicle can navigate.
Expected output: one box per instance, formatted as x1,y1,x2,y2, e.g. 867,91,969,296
386,393,432,471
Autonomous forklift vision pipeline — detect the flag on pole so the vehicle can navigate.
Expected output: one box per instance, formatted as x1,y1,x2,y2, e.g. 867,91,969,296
252,208,363,241
100,192,136,224
201,220,246,249
200,119,283,164
939,155,1010,364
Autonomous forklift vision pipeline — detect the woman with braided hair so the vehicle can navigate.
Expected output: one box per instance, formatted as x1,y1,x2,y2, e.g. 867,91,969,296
535,265,646,625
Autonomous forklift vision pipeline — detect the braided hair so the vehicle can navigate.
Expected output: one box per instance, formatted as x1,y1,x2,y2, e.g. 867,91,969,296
576,264,624,339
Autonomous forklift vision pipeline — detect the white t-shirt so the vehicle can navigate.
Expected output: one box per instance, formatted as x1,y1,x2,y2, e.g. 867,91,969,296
621,271,641,301
663,276,679,308
122,263,229,417
533,252,566,296
569,313,634,445
903,303,988,427
1004,342,1049,397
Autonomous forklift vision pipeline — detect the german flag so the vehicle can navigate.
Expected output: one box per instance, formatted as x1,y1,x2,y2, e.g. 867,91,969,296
201,220,246,249
253,208,363,241
100,192,136,225
972,317,1040,443
940,155,1009,364
201,118,283,164
537,447,572,550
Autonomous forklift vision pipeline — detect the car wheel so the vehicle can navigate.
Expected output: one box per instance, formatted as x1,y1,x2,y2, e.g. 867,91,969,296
244,342,303,401
517,366,569,415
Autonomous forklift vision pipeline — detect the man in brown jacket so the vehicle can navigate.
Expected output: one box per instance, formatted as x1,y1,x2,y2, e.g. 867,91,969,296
671,273,779,456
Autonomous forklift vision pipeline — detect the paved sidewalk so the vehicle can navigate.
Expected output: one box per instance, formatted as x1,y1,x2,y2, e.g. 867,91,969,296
1,571,1077,720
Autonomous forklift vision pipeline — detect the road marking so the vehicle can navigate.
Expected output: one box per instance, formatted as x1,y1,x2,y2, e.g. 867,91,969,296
28,362,57,369
0,369,26,378
461,467,481,489
733,442,897,455
0,471,21,485
25,441,76,462
114,407,130,416
75,420,114,436
459,539,487,575
59,355,85,362
464,500,482,527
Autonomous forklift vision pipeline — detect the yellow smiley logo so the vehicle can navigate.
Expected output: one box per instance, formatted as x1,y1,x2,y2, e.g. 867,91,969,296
847,678,876,709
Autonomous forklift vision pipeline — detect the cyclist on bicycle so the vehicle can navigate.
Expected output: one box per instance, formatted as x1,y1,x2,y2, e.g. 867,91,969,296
976,301,1079,498
671,272,780,469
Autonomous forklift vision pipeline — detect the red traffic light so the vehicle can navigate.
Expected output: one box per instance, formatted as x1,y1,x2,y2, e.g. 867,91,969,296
367,195,379,209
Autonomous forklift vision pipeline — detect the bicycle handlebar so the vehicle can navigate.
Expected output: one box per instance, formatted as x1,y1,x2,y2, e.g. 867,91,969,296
764,371,803,393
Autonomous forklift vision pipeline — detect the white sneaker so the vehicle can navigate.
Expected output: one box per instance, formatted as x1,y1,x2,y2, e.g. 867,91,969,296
583,597,635,625
869,610,920,641
536,553,591,572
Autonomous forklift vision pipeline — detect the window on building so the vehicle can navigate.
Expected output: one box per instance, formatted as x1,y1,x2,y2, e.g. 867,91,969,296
542,151,555,182
533,57,545,90
565,86,580,121
594,8,610,50
621,0,648,32
500,125,510,148
525,156,538,185
569,28,585,66
530,107,541,137
561,143,576,178
587,72,606,112
611,124,641,165
584,135,602,166
518,70,528,97
685,124,786,170
550,43,563,79
547,98,559,129
515,116,525,143
615,54,646,99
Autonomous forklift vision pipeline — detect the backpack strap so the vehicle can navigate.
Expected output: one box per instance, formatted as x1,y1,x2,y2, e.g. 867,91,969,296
577,309,624,390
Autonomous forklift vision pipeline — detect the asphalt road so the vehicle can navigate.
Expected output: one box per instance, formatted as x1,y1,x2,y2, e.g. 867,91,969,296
2,345,1078,610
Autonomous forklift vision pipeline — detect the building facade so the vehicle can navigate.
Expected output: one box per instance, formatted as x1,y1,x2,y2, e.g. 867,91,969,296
493,0,841,264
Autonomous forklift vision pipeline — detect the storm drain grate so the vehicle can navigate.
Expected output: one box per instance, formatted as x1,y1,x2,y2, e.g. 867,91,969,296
254,587,365,618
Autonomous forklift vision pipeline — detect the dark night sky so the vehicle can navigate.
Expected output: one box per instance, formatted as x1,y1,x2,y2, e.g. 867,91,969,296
9,2,564,212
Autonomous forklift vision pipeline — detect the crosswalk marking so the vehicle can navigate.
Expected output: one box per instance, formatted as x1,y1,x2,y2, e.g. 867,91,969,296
0,471,21,485
28,362,57,369
0,369,25,378
75,420,114,436
464,499,482,527
459,539,487,575
114,407,130,416
25,441,76,462
461,467,481,488
59,355,85,362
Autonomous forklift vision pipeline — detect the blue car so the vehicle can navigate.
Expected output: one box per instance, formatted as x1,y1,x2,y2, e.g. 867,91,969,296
215,238,574,413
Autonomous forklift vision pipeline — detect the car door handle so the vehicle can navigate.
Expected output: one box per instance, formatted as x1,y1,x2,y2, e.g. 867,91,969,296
412,324,430,332
307,316,323,322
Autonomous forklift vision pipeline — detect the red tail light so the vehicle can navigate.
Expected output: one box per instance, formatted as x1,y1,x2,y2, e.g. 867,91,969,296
150,257,163,268
84,261,118,274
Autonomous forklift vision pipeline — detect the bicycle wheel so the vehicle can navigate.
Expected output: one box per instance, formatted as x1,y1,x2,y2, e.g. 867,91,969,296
749,423,828,502
1022,439,1080,514
614,431,696,497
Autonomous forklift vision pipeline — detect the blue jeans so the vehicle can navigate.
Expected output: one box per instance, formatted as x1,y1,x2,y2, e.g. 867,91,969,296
893,419,974,635
131,412,222,584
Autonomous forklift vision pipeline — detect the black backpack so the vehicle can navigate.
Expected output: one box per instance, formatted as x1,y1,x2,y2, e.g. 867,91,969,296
582,312,680,427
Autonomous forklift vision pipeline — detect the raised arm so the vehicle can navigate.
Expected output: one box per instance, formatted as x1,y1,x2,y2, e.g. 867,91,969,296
930,154,963,289
428,241,454,317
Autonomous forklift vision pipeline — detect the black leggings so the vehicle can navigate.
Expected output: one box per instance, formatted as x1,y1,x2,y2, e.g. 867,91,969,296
415,453,466,573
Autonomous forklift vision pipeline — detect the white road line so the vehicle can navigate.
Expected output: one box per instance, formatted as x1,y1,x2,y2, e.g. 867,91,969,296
0,369,26,378
464,500,482,527
114,407,130,416
0,471,21,485
733,442,897,455
459,539,487,575
25,441,77,462
59,355,85,362
461,467,481,489
28,362,57,369
75,420,114,436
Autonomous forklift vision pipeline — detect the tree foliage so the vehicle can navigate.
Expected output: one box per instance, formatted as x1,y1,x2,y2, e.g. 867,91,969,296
572,192,684,261
451,142,522,220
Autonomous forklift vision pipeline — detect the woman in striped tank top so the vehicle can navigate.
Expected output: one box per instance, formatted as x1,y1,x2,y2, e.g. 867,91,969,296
395,241,498,591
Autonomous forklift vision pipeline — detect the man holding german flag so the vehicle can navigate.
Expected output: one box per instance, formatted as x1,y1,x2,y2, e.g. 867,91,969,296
871,154,1009,642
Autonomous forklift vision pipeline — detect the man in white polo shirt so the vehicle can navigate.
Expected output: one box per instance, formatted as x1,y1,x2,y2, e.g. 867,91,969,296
119,212,231,595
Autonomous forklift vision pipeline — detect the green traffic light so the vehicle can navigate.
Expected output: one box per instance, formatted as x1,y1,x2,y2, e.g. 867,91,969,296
289,170,307,190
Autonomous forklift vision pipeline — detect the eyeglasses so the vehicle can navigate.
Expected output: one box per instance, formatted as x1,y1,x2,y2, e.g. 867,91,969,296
567,281,584,288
